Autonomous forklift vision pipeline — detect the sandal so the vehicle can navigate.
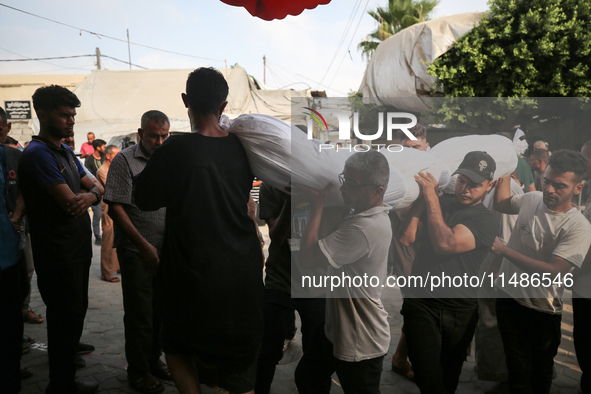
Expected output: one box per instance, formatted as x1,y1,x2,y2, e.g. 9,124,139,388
130,374,164,393
100,276,120,283
150,360,173,381
22,309,44,324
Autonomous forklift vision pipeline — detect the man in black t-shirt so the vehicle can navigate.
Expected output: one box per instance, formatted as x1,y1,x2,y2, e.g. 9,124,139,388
401,151,498,393
134,68,264,394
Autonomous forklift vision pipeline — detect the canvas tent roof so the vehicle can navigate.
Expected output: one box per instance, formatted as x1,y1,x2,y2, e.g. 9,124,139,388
0,66,310,148
70,66,310,145
358,12,483,112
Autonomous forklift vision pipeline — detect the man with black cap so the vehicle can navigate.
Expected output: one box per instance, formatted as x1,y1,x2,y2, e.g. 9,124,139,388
400,151,498,393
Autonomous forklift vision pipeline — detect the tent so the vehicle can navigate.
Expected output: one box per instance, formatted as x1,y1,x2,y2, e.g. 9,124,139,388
0,66,311,149
358,12,483,112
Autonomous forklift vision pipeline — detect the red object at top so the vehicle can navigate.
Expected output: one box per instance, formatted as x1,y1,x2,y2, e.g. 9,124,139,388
220,0,331,21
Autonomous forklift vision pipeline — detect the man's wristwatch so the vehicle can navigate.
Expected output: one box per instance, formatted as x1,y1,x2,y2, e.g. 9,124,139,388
90,190,101,204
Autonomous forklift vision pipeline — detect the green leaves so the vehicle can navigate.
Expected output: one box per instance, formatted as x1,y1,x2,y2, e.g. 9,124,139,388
358,0,439,61
428,0,591,97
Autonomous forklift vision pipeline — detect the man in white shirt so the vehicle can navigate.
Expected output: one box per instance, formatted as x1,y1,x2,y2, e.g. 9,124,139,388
493,149,591,394
300,150,392,393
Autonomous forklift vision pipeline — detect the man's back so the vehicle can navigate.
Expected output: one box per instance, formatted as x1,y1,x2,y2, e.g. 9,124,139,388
135,132,264,366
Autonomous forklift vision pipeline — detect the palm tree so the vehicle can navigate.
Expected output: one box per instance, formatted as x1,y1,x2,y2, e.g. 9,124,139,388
358,0,439,61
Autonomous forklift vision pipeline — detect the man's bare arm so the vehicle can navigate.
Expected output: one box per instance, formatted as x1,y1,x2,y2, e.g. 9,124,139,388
398,198,426,247
494,175,517,214
108,203,159,274
415,172,477,255
491,237,574,275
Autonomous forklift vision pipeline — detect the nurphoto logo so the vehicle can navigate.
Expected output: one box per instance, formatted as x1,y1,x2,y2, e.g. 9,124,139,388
303,107,417,152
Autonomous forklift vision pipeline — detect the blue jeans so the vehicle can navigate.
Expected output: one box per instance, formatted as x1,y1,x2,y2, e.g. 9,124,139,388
91,202,101,239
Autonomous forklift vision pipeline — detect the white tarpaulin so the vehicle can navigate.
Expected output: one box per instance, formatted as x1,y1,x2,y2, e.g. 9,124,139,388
71,66,310,148
358,12,483,112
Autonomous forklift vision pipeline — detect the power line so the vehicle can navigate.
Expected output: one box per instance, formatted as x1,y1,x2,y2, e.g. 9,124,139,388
101,55,147,70
0,54,94,62
0,49,148,70
318,0,363,87
270,61,348,96
0,2,224,63
0,46,95,72
327,0,370,89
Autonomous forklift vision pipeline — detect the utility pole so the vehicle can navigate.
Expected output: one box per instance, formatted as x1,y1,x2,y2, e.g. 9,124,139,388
127,29,132,70
263,55,266,85
95,47,101,70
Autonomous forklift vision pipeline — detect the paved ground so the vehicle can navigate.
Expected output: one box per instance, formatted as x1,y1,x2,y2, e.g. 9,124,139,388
19,226,583,393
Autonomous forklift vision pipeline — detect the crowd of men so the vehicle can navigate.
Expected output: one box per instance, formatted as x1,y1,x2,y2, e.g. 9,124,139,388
1,69,591,394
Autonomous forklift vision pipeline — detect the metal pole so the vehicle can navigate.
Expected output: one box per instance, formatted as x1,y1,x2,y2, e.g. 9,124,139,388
95,47,101,70
127,29,132,70
263,55,266,85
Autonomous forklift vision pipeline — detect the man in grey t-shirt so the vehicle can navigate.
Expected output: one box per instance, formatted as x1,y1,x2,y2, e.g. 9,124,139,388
300,151,392,394
103,110,171,393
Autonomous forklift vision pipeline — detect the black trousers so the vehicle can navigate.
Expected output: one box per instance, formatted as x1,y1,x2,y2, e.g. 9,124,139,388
296,323,384,394
573,295,591,394
496,297,562,394
35,256,90,393
255,290,328,394
0,262,24,394
118,248,162,380
402,298,479,394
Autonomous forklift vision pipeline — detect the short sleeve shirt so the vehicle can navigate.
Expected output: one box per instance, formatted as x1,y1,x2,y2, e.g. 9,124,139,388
319,205,392,362
497,192,591,313
80,142,94,156
408,195,498,308
18,136,92,263
0,145,20,270
103,143,165,253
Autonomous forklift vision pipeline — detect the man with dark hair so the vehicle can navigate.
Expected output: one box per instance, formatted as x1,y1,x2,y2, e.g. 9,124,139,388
97,145,120,283
494,149,591,394
104,110,171,393
575,140,591,394
134,67,264,394
299,150,393,393
85,138,106,245
80,132,95,159
402,151,498,393
19,84,101,393
398,124,429,151
528,148,550,191
0,108,23,394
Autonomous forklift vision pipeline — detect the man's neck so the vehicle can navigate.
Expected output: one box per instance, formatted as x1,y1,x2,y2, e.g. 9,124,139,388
546,201,575,213
190,112,227,137
92,151,101,159
38,130,61,148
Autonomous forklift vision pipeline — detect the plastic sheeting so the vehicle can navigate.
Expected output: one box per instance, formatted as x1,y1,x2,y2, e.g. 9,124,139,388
358,12,483,112
430,135,519,194
381,148,451,209
230,115,461,210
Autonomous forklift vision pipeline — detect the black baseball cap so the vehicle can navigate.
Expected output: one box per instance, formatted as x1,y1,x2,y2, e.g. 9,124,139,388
452,151,496,184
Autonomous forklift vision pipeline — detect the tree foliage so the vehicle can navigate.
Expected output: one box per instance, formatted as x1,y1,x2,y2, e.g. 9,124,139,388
428,0,591,97
358,0,439,61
